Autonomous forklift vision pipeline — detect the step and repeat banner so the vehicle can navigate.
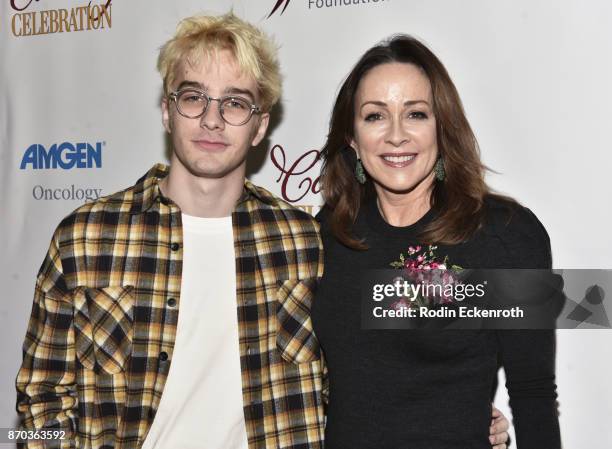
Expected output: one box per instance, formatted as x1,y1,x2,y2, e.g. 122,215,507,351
1,0,611,447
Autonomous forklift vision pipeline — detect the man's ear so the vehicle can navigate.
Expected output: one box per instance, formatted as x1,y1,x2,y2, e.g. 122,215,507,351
251,112,270,147
161,97,171,133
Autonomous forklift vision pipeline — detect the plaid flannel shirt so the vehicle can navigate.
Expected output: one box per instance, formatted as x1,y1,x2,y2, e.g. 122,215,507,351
16,164,327,449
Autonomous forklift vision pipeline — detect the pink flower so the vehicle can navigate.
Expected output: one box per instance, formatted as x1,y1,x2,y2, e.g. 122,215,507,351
392,299,410,311
391,245,463,308
405,260,418,269
442,272,455,284
440,295,453,304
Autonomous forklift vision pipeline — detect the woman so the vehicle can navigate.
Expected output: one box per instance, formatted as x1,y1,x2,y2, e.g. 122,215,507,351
312,35,561,448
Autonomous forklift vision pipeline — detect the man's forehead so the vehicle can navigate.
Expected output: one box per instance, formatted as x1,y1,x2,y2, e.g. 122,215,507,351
173,49,258,92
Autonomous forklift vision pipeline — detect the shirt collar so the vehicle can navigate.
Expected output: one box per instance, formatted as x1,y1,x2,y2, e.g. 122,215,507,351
129,163,277,214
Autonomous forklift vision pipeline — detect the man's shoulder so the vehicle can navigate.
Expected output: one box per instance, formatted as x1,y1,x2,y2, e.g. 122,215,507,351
55,182,140,235
56,164,164,231
246,182,323,277
245,181,320,231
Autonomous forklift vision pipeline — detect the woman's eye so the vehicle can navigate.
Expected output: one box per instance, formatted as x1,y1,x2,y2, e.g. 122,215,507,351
408,111,428,119
364,112,383,122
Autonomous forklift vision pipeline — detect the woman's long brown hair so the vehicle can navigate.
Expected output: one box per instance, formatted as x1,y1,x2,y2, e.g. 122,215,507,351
320,35,508,249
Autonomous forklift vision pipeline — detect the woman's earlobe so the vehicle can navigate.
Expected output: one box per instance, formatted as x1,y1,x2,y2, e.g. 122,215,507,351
348,140,360,158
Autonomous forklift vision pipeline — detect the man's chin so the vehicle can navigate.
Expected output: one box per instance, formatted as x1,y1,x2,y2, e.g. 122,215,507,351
186,162,244,180
171,152,247,181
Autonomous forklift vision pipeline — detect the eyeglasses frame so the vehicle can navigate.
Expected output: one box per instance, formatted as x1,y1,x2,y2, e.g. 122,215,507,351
168,88,262,126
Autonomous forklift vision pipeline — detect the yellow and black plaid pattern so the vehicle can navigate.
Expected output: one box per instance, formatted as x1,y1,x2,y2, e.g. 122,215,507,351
16,164,326,449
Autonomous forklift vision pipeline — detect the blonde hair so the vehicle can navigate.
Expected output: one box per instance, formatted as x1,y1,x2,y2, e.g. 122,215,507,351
157,12,282,112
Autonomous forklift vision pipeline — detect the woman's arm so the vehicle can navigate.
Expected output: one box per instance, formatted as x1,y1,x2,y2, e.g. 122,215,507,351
497,330,560,448
495,206,561,448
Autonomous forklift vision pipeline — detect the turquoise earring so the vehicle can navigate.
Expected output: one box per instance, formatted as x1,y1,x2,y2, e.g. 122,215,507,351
355,159,367,184
434,158,445,181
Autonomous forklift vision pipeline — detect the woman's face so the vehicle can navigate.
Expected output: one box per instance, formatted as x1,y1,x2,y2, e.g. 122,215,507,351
351,62,438,197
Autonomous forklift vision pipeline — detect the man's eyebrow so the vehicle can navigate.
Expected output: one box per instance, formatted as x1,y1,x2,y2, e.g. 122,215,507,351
175,80,206,91
224,87,256,101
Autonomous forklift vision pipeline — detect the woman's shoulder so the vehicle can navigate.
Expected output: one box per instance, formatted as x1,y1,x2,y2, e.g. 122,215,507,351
479,194,552,268
315,205,335,240
482,195,547,237
315,206,331,234
315,204,343,231
314,205,327,223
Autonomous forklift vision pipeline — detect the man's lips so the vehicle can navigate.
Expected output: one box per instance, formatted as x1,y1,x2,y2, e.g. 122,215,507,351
379,153,417,167
193,139,229,151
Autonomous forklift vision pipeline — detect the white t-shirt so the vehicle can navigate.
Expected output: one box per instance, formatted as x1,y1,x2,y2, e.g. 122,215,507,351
141,214,248,449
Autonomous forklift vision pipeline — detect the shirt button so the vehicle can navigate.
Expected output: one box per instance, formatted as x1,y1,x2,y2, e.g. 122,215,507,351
159,351,168,361
170,242,180,251
246,345,252,355
167,298,176,307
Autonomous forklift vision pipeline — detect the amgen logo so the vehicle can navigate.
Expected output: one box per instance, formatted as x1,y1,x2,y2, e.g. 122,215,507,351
20,141,103,170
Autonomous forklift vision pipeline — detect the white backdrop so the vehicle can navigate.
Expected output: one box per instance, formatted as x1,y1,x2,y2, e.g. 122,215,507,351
1,0,611,447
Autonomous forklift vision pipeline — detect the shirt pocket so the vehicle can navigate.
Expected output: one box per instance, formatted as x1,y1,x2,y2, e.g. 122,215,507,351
276,278,321,364
73,285,134,374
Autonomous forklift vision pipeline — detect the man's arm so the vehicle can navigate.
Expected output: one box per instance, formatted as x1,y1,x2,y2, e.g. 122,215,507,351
315,219,328,409
16,233,78,449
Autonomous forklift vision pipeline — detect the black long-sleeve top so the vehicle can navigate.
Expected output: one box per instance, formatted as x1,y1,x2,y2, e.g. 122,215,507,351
312,196,561,449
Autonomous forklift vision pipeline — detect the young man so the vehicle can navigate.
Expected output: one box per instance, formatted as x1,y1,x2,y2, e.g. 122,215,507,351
16,12,509,449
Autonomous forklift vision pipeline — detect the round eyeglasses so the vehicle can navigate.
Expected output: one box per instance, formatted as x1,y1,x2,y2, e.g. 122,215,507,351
168,89,262,126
